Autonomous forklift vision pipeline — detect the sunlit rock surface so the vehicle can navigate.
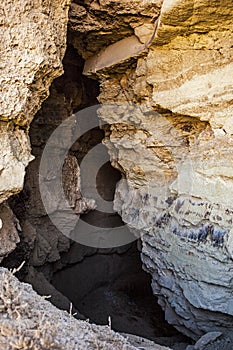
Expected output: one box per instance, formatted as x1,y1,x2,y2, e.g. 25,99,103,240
1,0,233,343
0,0,70,203
77,0,233,340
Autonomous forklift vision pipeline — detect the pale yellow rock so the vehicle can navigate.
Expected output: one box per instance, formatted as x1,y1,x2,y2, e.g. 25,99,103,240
83,36,145,76
0,0,70,126
146,0,233,132
0,0,71,202
0,129,33,204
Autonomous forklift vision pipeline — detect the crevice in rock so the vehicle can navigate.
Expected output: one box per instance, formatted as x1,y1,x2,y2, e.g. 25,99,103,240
3,31,191,350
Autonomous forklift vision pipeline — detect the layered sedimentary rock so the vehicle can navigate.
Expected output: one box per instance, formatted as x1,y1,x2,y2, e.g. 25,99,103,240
1,0,233,345
74,0,233,340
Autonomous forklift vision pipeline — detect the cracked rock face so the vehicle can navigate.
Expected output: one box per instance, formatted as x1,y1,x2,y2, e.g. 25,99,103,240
0,129,33,204
1,0,233,345
71,0,233,340
0,0,71,204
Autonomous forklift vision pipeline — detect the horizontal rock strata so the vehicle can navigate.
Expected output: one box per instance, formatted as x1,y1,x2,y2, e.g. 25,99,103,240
73,0,233,340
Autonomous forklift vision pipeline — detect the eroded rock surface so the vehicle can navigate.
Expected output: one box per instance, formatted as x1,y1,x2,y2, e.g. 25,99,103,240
0,0,71,203
68,0,162,59
1,0,233,345
70,0,233,340
0,205,19,263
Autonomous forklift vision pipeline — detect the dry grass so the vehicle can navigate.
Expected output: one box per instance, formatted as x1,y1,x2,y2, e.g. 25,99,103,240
0,268,140,350
0,269,61,350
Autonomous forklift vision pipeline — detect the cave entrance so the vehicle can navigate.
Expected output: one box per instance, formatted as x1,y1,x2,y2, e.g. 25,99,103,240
4,44,190,349
51,241,180,343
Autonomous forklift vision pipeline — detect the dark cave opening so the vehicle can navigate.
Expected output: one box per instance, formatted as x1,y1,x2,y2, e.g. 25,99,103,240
51,241,181,344
3,44,191,349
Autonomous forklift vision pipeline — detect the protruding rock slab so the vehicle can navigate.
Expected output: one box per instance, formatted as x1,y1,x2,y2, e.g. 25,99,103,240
83,36,146,76
194,332,222,350
0,129,33,205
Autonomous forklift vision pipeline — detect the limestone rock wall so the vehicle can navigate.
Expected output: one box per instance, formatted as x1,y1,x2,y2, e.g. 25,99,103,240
0,0,71,263
0,205,20,263
0,0,71,204
1,0,233,343
76,0,233,340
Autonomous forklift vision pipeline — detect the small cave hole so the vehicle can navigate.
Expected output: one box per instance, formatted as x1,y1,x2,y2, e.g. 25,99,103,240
96,161,122,202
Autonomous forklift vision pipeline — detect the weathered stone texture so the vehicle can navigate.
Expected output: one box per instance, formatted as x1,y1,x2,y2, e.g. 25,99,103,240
69,0,162,59
78,0,233,340
148,0,233,133
0,0,71,203
0,0,70,126
0,205,19,263
1,0,233,344
0,128,33,204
